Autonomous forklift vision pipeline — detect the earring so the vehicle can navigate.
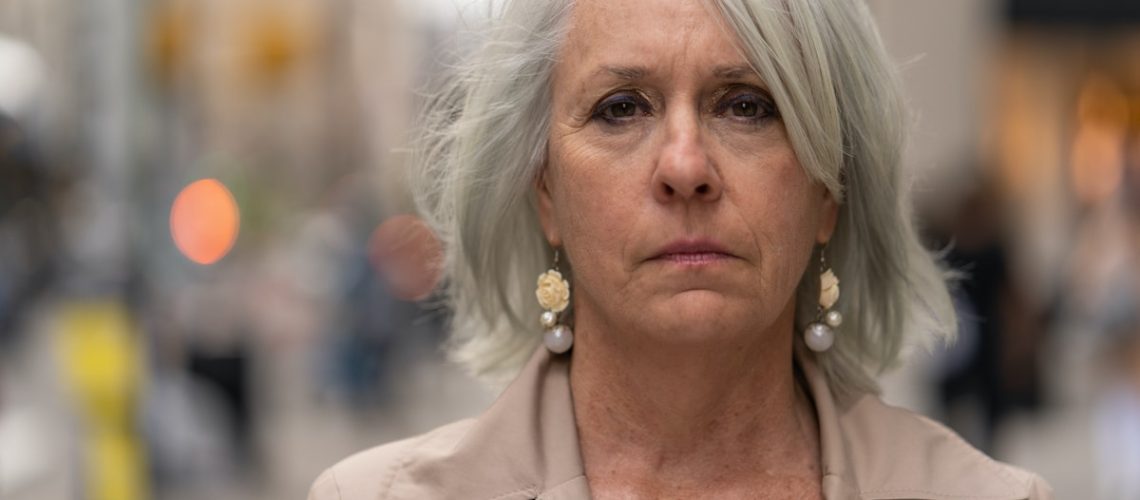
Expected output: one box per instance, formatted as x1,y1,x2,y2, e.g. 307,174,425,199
536,250,573,354
804,247,841,352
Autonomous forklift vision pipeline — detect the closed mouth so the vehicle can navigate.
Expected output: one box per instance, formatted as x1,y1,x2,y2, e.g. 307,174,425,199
650,238,737,263
656,252,733,263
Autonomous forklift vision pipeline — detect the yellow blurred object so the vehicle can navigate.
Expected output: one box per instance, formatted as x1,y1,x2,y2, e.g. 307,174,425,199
240,6,314,86
55,300,148,500
1076,74,1129,129
86,431,147,500
145,1,194,84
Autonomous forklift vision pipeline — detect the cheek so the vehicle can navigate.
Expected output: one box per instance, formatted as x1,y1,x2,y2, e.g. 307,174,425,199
734,149,822,281
760,166,819,238
548,137,642,269
712,122,822,246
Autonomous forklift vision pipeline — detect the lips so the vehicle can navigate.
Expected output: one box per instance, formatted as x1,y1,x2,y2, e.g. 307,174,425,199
650,238,736,262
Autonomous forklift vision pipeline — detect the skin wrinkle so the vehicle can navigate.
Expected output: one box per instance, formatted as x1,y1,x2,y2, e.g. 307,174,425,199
536,0,839,497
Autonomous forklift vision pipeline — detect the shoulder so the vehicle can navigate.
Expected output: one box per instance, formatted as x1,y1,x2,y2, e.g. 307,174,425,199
306,419,476,500
837,394,1053,499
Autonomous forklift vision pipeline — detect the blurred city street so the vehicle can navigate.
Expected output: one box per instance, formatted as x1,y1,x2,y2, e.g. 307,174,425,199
2,296,497,500
3,0,1140,499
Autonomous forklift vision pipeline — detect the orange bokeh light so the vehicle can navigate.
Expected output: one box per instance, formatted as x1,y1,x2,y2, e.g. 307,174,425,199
170,179,240,265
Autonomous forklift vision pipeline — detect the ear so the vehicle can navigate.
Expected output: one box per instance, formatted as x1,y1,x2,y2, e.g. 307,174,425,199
816,187,840,244
535,165,562,247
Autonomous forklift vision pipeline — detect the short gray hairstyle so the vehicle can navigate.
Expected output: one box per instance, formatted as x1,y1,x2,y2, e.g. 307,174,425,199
413,0,956,396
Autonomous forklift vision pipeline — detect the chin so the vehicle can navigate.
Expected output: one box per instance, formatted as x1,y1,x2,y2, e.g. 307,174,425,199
642,291,758,344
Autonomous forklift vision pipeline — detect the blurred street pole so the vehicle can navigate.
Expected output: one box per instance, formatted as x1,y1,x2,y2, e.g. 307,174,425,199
72,0,135,291
65,0,149,498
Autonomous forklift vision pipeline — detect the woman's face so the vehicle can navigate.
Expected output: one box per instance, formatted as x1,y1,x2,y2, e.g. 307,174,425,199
538,0,837,345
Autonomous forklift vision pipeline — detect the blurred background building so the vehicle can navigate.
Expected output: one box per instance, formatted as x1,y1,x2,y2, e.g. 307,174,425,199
0,0,1138,498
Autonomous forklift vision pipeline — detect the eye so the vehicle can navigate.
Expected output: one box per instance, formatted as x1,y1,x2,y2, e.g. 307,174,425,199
608,101,638,118
730,98,760,118
592,92,650,124
716,89,778,123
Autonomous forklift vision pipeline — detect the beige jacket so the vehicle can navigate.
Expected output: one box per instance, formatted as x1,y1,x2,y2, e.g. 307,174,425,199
308,348,1052,500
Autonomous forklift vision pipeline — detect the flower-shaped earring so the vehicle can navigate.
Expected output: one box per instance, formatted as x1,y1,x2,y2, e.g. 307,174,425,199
804,248,841,352
536,250,573,354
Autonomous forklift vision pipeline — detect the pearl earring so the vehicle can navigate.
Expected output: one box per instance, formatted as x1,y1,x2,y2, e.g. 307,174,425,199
536,250,573,354
804,248,841,353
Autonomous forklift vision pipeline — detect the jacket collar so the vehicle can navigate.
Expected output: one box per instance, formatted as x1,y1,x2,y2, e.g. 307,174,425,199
796,346,1033,500
395,346,1032,500
391,347,589,499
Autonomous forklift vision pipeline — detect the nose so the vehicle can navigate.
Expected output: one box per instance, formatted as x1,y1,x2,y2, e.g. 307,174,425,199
651,112,722,204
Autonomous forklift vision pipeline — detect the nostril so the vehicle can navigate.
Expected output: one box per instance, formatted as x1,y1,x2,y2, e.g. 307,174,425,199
696,184,709,195
664,185,675,196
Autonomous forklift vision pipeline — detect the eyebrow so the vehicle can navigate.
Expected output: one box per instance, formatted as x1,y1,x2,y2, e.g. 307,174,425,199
592,64,759,81
596,65,649,81
712,64,759,79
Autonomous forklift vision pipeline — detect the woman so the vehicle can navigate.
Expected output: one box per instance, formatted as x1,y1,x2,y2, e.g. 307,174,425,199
311,0,1052,498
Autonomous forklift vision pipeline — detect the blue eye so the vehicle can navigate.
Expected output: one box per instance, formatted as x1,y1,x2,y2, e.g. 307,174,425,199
593,93,648,124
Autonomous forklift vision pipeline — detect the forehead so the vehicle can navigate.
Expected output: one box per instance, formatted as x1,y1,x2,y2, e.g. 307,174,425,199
558,0,749,73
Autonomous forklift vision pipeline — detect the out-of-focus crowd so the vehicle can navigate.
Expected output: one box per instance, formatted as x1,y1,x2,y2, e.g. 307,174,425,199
1,1,1139,499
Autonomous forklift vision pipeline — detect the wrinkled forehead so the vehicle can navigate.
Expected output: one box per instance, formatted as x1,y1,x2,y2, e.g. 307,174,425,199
562,0,724,45
554,0,759,82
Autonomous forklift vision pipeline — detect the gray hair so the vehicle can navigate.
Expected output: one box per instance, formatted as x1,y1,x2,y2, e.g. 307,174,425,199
413,0,956,396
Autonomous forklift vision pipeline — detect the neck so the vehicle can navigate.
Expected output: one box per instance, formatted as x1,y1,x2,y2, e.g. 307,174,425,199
569,303,821,493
